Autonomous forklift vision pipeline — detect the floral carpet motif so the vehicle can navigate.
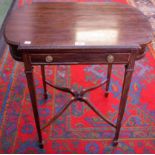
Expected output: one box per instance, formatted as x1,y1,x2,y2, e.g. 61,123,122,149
0,0,155,153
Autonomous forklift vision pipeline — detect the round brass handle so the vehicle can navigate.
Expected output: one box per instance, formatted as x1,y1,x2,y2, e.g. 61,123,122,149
106,55,114,63
45,55,53,63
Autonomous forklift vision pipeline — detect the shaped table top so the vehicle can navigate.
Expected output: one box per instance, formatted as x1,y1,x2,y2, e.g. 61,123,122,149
4,2,153,50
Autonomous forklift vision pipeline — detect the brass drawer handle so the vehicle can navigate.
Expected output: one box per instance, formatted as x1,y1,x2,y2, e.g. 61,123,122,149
106,55,114,63
45,55,53,62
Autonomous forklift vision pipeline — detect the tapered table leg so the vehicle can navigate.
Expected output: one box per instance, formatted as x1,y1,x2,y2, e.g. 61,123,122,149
105,64,112,97
113,53,136,146
41,65,48,99
23,54,43,149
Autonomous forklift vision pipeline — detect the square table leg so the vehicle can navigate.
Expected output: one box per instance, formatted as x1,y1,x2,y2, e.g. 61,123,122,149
41,65,48,99
23,54,43,149
113,53,136,146
105,64,112,97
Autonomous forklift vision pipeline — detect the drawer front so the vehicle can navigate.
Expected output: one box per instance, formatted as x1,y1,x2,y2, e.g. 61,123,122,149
30,53,130,64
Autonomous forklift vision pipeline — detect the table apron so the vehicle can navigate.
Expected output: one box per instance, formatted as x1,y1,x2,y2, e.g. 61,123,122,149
29,53,130,65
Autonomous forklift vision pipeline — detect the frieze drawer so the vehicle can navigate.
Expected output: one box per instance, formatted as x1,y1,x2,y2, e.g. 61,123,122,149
30,53,130,64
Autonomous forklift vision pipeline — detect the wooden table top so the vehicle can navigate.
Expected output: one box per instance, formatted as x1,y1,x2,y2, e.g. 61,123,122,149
4,2,153,50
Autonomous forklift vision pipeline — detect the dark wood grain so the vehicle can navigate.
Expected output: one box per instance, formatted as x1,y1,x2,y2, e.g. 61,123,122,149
4,3,153,55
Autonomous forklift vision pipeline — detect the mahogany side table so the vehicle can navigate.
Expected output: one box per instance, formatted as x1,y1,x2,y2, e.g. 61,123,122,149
4,2,153,148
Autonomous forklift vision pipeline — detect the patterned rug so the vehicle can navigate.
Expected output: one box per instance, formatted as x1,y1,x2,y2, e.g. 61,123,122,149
0,0,155,153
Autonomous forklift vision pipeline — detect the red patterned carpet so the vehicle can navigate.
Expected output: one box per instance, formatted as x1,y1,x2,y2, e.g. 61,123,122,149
0,0,155,153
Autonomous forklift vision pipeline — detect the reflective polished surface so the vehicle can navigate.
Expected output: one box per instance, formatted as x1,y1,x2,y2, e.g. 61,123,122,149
4,2,153,49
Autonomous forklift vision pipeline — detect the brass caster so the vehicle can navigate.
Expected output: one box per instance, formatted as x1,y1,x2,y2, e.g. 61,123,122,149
38,142,44,149
104,92,109,97
112,139,119,146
